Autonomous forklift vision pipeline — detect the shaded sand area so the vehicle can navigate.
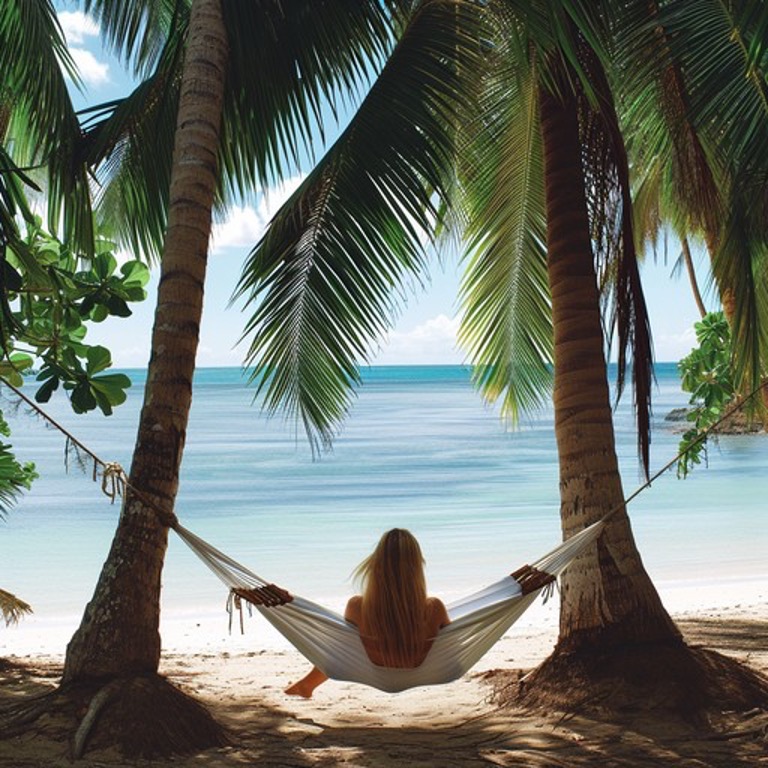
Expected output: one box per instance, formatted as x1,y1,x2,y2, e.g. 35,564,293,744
1,604,766,767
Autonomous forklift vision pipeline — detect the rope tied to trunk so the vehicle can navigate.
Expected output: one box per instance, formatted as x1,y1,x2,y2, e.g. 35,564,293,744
101,462,127,503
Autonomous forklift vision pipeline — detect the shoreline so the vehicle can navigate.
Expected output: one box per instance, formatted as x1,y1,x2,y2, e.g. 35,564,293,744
3,580,766,661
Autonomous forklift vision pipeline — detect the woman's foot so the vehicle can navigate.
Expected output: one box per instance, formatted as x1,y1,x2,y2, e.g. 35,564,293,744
285,666,328,698
285,680,314,698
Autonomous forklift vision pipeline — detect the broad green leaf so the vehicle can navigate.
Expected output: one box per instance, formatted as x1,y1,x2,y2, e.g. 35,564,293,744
86,346,113,375
34,376,59,403
121,260,150,287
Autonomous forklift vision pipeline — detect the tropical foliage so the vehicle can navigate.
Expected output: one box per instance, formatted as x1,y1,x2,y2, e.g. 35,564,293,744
0,411,37,518
625,0,768,394
676,312,738,477
2,220,148,413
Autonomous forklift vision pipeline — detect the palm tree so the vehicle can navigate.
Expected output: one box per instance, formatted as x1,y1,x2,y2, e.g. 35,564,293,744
61,2,230,743
1,0,455,758
240,0,768,714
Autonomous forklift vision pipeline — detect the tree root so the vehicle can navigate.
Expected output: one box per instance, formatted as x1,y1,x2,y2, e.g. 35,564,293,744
0,690,58,739
71,679,122,759
0,673,228,759
490,640,768,731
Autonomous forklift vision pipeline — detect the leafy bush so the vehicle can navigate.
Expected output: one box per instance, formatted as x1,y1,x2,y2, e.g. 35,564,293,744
3,219,149,415
676,312,734,477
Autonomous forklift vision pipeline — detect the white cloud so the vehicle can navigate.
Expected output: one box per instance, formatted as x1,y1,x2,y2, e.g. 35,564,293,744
375,314,463,365
68,47,110,86
211,176,305,252
211,206,264,251
58,11,100,44
57,11,110,87
653,326,698,363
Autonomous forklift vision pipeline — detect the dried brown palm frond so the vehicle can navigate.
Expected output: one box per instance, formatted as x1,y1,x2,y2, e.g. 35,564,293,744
0,588,32,626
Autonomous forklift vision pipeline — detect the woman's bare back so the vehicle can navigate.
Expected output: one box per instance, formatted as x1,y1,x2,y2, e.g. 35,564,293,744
345,595,450,668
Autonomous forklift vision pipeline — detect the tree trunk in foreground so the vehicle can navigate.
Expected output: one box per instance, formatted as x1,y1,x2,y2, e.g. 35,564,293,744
501,78,768,726
538,82,679,653
39,0,229,757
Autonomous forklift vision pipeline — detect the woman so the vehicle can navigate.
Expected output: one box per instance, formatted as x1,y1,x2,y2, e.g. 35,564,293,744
285,528,450,697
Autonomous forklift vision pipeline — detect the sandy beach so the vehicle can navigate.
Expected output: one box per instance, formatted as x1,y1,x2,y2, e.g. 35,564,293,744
1,597,766,767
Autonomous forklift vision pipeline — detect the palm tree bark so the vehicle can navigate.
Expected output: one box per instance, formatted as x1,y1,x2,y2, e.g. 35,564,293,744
63,0,228,683
538,80,680,653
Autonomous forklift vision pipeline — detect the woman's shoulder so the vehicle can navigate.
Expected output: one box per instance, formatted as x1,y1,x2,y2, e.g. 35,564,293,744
426,596,450,627
344,594,363,625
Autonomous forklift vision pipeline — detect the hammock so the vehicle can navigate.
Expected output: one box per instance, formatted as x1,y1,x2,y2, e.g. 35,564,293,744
173,519,605,692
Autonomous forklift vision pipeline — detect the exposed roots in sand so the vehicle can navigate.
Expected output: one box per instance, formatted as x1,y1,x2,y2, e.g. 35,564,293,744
0,672,228,759
490,640,768,732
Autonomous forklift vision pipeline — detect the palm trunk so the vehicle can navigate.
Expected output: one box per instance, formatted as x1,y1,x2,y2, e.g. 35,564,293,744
681,237,707,319
63,0,228,683
538,82,679,653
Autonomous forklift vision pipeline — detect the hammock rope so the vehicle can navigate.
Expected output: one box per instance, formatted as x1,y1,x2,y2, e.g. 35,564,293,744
0,378,179,527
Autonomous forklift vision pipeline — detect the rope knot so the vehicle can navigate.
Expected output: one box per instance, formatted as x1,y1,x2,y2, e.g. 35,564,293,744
101,462,127,504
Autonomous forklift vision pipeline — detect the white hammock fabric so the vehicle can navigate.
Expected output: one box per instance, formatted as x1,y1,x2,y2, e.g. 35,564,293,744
174,520,605,693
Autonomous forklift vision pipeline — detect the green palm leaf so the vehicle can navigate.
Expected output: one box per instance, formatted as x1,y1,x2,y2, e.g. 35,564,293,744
458,37,553,422
713,183,768,390
83,0,187,78
86,1,401,261
81,26,185,261
219,0,397,193
236,0,484,450
1,0,94,252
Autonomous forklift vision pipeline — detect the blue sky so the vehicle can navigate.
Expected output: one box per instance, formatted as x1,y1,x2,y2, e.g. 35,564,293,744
56,6,714,369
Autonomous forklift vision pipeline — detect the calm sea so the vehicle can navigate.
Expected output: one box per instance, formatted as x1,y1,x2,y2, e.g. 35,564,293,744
1,364,766,653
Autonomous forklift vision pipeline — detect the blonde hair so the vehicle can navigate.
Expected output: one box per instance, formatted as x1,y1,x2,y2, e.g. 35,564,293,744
353,528,429,667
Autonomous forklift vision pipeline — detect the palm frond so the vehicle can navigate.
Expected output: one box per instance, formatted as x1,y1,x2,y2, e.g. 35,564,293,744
458,24,553,422
219,0,398,196
617,0,725,243
660,0,768,188
80,23,186,262
577,35,654,473
0,147,38,343
1,0,94,253
713,180,768,392
236,0,485,451
83,0,186,78
0,588,32,626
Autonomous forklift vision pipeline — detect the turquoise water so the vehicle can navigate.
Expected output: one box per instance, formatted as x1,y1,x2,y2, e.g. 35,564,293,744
1,364,766,650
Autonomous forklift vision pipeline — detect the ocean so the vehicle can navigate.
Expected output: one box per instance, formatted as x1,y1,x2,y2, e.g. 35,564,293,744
1,364,766,655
